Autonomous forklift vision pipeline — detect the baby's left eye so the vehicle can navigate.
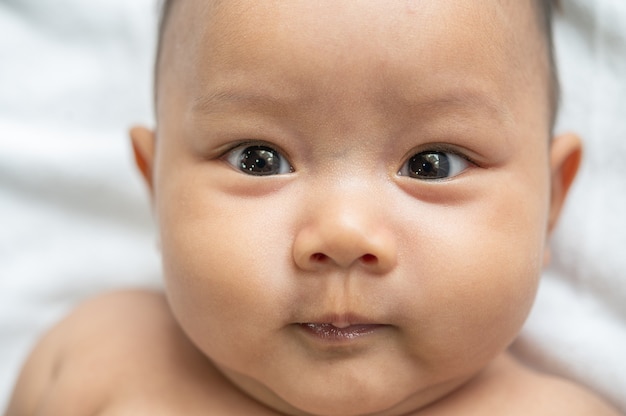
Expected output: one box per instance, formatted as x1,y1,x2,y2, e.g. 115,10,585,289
398,150,470,180
224,144,294,176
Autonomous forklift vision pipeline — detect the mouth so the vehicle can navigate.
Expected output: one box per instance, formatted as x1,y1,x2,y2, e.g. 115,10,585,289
297,323,385,341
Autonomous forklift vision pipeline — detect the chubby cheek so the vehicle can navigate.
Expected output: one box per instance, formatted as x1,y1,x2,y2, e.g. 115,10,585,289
399,185,548,371
155,174,295,368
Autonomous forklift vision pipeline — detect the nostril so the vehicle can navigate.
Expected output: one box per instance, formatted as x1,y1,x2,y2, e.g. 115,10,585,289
361,254,378,264
311,253,328,263
307,252,381,268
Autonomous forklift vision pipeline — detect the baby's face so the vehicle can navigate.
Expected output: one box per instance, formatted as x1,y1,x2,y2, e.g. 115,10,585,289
139,1,575,414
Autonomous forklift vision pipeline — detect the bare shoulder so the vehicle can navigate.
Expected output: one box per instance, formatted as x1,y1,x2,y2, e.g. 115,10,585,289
516,365,622,416
432,353,622,416
5,290,278,416
4,290,203,416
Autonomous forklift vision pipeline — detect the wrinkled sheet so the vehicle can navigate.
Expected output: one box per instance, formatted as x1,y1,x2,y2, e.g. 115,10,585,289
1,0,625,412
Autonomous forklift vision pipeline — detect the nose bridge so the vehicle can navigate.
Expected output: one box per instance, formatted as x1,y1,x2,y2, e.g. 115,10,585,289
293,178,397,273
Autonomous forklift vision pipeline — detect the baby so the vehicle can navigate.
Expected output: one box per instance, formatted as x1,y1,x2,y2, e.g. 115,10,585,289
5,1,622,415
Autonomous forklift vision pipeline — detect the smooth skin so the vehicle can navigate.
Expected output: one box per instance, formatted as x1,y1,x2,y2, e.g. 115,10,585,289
6,0,622,415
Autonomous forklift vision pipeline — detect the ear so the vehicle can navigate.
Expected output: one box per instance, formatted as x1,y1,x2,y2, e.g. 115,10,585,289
547,132,582,235
543,132,581,266
130,126,156,194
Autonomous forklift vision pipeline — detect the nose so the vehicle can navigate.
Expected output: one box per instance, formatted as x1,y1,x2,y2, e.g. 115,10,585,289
293,192,397,274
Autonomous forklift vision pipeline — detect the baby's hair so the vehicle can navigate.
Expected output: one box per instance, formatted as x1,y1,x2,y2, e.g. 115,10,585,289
155,0,561,129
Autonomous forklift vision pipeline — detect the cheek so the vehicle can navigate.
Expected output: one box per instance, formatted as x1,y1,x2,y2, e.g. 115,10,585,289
156,175,295,365
397,182,549,367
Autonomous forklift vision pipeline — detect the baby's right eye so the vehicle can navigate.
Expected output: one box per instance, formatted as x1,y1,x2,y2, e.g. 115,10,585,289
224,144,294,176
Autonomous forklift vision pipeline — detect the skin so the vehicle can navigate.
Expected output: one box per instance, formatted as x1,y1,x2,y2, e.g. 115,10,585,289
6,0,621,415
133,0,582,413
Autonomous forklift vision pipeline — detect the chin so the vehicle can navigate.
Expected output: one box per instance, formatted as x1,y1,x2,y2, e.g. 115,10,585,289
286,396,397,416
269,377,422,416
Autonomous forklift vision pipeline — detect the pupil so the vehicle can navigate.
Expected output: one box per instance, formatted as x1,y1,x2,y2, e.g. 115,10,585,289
240,146,280,175
408,152,449,179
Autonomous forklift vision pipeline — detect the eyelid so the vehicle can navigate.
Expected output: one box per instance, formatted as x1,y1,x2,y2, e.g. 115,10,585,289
220,139,286,157
404,143,480,166
407,143,476,163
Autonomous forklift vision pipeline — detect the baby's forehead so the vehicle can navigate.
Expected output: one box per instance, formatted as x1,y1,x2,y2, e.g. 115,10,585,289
158,0,551,43
155,0,555,130
157,0,552,78
157,1,548,80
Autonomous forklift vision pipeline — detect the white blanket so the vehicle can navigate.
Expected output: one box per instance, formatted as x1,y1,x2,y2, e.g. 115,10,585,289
0,0,624,412
513,0,626,409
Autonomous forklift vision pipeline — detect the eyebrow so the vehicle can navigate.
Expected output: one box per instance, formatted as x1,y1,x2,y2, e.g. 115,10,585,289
191,86,511,123
398,89,511,121
191,89,296,115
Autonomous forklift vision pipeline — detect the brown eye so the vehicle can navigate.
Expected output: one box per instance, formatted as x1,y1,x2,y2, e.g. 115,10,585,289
398,151,469,180
225,145,293,176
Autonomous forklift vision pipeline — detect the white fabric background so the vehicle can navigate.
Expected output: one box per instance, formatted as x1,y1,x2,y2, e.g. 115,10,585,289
0,0,161,410
1,0,624,412
513,0,626,410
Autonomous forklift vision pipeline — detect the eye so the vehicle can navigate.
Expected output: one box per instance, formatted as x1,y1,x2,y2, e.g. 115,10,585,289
398,150,470,180
224,144,294,176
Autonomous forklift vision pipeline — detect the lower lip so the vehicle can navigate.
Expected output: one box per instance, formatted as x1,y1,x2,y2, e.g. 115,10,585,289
297,323,384,341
